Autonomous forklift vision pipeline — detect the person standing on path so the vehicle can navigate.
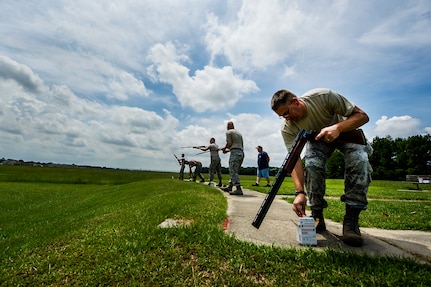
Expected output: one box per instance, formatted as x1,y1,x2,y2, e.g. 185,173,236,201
200,138,223,187
252,146,271,187
271,88,372,247
221,121,244,195
178,153,189,180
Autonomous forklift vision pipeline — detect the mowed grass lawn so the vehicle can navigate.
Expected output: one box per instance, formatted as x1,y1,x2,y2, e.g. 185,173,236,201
1,166,430,286
245,176,431,231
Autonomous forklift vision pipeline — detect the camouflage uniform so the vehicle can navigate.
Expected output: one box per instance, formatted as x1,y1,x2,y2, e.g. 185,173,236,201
179,154,187,180
208,143,222,183
224,125,244,191
276,88,371,246
304,141,373,210
228,149,244,187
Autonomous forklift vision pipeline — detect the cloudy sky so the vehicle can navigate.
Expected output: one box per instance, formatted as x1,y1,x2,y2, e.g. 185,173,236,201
1,0,430,172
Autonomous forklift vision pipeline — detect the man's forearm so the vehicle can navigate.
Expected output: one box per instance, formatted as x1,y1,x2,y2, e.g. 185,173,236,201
335,107,369,133
225,141,232,149
222,140,232,152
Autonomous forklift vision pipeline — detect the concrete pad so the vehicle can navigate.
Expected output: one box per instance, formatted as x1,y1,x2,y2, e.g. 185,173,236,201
221,187,431,264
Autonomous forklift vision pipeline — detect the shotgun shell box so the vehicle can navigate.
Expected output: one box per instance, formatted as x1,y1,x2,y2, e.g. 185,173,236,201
296,217,317,245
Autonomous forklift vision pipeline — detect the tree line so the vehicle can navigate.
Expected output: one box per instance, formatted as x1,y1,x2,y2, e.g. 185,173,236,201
328,134,431,180
202,134,431,181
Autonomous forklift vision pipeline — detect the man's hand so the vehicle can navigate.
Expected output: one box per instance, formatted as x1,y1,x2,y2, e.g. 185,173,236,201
222,140,232,154
315,106,369,144
221,147,230,154
292,194,307,217
315,125,340,143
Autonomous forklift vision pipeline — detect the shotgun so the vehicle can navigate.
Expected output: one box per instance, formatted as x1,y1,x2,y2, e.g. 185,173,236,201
173,153,181,165
181,146,206,149
251,128,366,229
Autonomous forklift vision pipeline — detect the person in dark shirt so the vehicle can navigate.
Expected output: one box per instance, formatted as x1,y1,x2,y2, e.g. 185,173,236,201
252,146,271,187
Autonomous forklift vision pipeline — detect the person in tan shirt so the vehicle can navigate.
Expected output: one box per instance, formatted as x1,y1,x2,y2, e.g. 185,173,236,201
271,88,373,247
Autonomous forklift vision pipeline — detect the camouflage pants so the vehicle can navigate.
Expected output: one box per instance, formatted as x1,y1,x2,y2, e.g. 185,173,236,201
179,164,185,180
304,141,373,210
209,156,222,182
193,163,204,181
228,149,244,187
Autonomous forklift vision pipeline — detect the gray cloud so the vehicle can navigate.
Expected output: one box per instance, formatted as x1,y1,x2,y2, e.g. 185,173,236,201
0,56,45,93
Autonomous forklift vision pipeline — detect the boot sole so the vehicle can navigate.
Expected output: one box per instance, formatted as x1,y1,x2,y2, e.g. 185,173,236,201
229,191,243,195
343,237,363,247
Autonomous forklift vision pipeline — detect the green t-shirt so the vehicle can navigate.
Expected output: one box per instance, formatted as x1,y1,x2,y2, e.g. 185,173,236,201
281,88,355,149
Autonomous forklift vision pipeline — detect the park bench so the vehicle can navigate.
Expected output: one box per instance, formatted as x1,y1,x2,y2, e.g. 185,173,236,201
405,175,431,189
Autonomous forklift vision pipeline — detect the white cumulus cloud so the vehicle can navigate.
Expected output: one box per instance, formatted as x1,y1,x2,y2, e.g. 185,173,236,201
147,42,259,113
375,115,421,138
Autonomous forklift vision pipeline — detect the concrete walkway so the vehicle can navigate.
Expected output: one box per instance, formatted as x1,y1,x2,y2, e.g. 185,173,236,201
220,187,431,264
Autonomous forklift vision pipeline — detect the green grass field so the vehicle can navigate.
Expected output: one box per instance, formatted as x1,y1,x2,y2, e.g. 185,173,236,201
1,166,430,286
243,176,431,231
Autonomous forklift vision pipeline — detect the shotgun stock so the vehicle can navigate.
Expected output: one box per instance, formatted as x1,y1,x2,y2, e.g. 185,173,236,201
251,128,367,229
333,129,366,145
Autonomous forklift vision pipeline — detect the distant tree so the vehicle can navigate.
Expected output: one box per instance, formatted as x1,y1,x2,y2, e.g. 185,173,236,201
370,134,431,180
326,150,345,179
240,166,257,175
393,138,408,179
369,136,398,180
209,134,431,180
404,134,431,175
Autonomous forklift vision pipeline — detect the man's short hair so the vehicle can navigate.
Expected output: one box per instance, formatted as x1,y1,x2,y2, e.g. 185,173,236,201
271,90,296,111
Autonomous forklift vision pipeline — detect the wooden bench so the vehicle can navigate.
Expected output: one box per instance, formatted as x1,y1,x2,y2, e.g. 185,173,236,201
406,175,431,189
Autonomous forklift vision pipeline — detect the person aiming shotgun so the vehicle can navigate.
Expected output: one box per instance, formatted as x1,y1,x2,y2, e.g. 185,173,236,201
199,138,223,187
271,88,373,247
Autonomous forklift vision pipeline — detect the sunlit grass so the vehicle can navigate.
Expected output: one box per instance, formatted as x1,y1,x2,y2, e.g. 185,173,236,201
0,166,430,286
268,176,431,230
